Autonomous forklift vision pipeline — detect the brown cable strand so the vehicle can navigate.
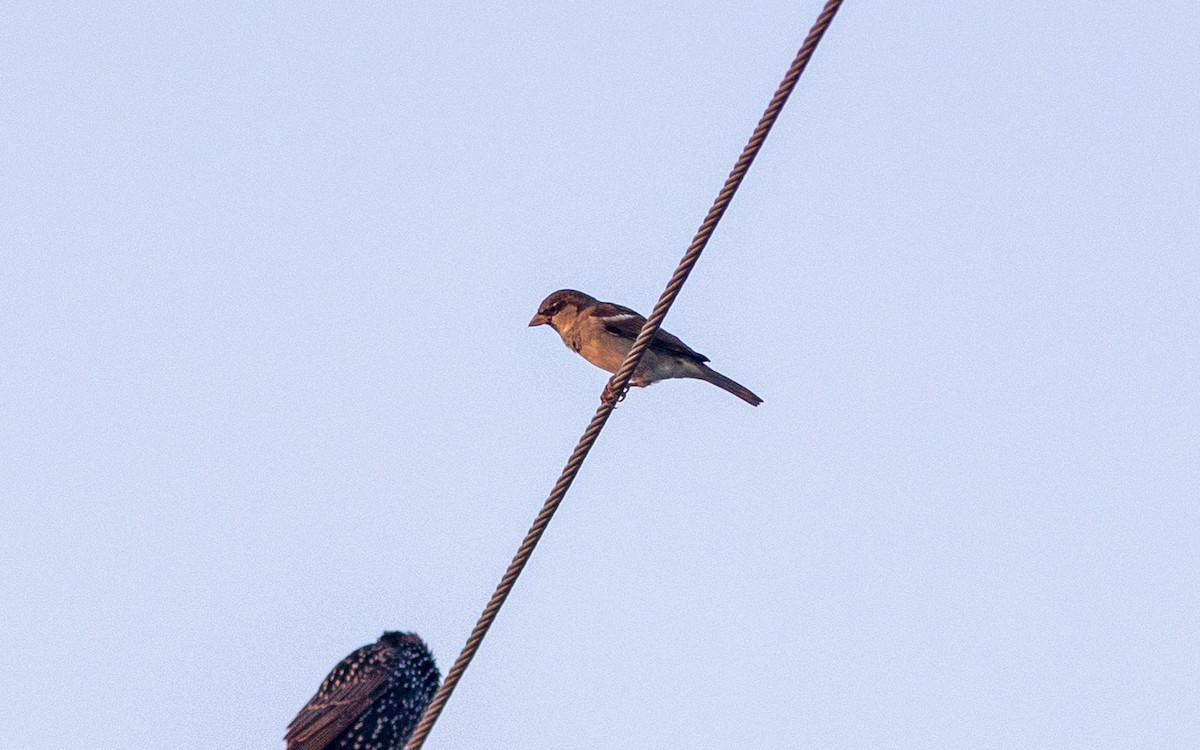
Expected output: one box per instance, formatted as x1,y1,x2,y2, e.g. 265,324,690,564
604,0,843,406
404,2,844,746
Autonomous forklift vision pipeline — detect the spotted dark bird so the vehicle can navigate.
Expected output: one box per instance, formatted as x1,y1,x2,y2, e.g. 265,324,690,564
286,631,440,750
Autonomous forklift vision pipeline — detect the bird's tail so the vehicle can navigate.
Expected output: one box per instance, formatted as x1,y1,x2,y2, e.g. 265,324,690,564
697,364,763,406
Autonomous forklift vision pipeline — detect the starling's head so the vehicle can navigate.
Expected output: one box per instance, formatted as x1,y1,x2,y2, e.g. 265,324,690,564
379,631,425,648
529,289,597,331
378,632,438,674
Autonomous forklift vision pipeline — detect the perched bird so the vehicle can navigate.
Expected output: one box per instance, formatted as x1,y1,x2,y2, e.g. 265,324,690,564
286,632,440,750
529,289,762,406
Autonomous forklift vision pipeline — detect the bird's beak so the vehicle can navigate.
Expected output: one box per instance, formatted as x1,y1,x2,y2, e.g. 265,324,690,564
528,312,549,327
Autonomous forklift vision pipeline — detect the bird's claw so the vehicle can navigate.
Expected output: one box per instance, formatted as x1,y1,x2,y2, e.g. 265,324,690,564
601,385,627,408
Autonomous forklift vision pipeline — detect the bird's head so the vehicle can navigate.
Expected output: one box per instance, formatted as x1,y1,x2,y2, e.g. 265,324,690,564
528,289,597,331
379,631,427,649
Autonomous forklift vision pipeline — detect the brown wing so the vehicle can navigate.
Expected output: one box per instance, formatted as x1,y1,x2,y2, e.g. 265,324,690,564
596,302,709,362
285,646,392,750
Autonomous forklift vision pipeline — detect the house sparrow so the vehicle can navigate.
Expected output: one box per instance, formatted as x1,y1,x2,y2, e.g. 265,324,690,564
529,289,762,406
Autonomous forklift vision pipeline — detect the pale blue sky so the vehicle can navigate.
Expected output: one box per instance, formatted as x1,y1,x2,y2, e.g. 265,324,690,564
3,2,1198,748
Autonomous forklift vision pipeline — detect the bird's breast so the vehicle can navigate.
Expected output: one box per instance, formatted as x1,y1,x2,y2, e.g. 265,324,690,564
564,325,633,374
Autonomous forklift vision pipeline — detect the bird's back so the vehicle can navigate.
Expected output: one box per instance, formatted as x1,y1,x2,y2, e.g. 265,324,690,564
286,632,440,750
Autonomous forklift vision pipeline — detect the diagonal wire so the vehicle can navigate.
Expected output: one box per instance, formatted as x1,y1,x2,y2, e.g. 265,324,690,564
405,2,845,747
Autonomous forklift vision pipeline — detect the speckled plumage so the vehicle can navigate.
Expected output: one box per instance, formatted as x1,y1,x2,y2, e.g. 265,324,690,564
286,632,440,750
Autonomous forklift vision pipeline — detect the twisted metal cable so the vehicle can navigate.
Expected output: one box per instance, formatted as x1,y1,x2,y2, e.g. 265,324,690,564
405,2,844,746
